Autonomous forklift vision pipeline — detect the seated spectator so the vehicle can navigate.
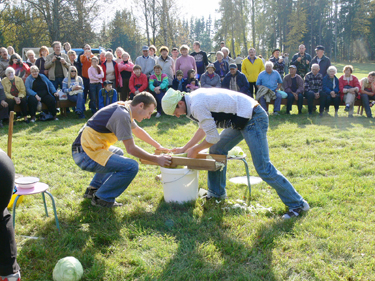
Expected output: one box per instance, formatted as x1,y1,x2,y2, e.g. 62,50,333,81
80,44,95,102
45,41,71,90
115,47,125,64
149,64,168,118
98,80,118,109
25,66,59,122
67,50,82,77
339,65,360,118
172,70,187,92
269,48,285,78
322,66,340,117
62,66,85,118
1,67,28,123
0,47,9,78
283,65,304,114
221,47,235,64
213,51,229,81
135,45,155,78
222,64,250,96
129,65,148,100
0,83,7,127
117,52,134,101
311,45,331,77
304,64,323,116
290,44,311,78
360,71,375,118
157,46,174,86
1,67,29,123
149,45,158,62
175,45,197,79
190,41,208,80
88,57,104,113
256,61,283,114
200,64,221,88
62,42,71,54
35,46,49,77
186,69,199,92
9,54,30,82
102,51,119,88
26,50,37,67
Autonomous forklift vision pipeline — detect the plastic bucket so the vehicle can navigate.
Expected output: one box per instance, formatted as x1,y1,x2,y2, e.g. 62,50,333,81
160,167,199,203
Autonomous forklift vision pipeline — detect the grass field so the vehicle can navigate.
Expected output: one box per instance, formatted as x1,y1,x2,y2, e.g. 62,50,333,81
1,62,375,281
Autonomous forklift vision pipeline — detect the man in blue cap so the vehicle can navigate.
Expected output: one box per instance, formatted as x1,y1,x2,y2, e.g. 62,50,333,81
135,46,155,78
311,45,331,77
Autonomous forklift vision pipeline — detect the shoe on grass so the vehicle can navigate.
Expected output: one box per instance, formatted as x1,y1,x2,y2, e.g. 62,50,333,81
0,271,21,281
156,112,162,118
344,105,350,112
91,194,123,208
282,201,310,219
83,186,98,199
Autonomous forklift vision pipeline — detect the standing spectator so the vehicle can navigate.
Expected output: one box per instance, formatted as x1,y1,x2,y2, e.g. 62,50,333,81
45,41,71,90
149,45,158,62
213,51,229,82
256,61,283,114
99,51,106,65
98,80,118,109
290,44,311,78
175,45,197,79
219,41,225,50
241,48,265,98
135,46,155,78
117,52,134,101
149,64,168,117
2,67,29,123
26,66,59,122
88,57,104,113
283,53,290,75
190,41,208,80
283,65,304,114
269,48,285,78
171,47,179,75
311,45,331,77
62,66,85,119
222,64,250,96
26,50,37,67
200,64,221,88
172,70,187,92
62,42,71,54
235,55,243,72
129,65,148,100
322,66,340,117
360,71,375,118
115,47,125,64
339,65,360,118
35,46,49,77
221,47,235,64
80,44,95,102
157,46,174,86
0,47,9,78
9,53,30,82
258,54,266,65
7,46,15,58
101,52,119,88
67,50,82,77
304,64,323,116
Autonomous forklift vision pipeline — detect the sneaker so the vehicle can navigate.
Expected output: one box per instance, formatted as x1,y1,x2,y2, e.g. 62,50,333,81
30,118,36,123
344,105,350,112
83,187,98,199
54,117,59,121
91,194,123,208
156,112,162,118
282,201,310,219
0,271,21,281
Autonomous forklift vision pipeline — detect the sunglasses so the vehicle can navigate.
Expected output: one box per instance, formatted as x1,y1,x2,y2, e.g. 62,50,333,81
71,70,76,72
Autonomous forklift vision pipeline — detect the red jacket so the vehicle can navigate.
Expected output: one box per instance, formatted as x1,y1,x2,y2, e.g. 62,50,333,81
101,61,120,88
339,75,361,101
117,61,134,87
129,72,148,94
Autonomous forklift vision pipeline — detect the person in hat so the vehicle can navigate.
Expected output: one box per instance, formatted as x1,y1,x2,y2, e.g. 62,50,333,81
283,65,304,114
290,44,312,78
161,88,310,219
72,92,172,208
98,80,118,109
221,64,250,96
135,46,155,78
190,41,208,80
156,46,174,86
200,64,221,88
149,64,169,117
269,48,285,78
311,45,331,77
129,65,148,100
172,70,187,92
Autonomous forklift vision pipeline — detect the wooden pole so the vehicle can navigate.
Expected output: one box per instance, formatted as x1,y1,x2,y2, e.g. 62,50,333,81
7,111,14,158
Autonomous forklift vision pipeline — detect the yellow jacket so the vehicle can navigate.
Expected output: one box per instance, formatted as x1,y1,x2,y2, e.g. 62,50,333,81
241,57,265,83
1,76,26,99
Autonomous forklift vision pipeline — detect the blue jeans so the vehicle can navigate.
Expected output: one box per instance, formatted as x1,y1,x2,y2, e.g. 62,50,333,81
324,92,341,112
52,77,64,90
72,146,139,202
208,105,305,209
259,91,282,112
286,92,304,113
361,93,375,117
68,92,85,116
89,83,101,113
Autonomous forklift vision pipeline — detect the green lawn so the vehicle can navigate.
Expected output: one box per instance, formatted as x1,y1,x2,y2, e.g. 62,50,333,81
332,62,375,79
1,63,375,280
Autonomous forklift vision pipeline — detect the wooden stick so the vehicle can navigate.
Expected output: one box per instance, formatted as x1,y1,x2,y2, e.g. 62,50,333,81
7,111,14,158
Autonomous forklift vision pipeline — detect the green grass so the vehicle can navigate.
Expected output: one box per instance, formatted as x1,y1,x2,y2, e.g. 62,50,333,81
1,62,375,280
332,62,375,79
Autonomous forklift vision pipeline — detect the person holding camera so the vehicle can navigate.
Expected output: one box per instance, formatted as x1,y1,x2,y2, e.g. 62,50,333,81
44,41,71,91
8,54,30,83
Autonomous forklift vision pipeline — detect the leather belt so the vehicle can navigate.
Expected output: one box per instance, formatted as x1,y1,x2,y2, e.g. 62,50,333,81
72,145,84,154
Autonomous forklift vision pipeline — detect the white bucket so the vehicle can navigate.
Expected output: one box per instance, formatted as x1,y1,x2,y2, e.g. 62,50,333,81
160,167,199,203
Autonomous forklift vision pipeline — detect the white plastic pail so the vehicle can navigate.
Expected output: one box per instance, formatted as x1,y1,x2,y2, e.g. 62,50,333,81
160,167,199,203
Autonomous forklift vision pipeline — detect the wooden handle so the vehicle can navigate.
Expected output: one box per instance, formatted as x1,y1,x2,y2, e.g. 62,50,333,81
7,111,14,158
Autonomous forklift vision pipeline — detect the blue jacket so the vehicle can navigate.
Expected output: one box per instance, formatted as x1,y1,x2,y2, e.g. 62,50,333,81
221,70,250,95
98,88,118,109
25,74,57,98
322,74,339,94
172,78,187,92
213,60,229,78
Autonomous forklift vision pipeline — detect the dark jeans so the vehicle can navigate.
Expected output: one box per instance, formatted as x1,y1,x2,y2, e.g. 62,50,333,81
119,79,130,101
83,77,90,102
28,95,57,117
51,77,64,91
0,103,8,120
286,92,304,113
0,151,19,276
152,90,166,114
324,92,341,112
304,90,321,114
249,82,258,98
89,83,101,113
6,98,27,117
361,93,375,118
